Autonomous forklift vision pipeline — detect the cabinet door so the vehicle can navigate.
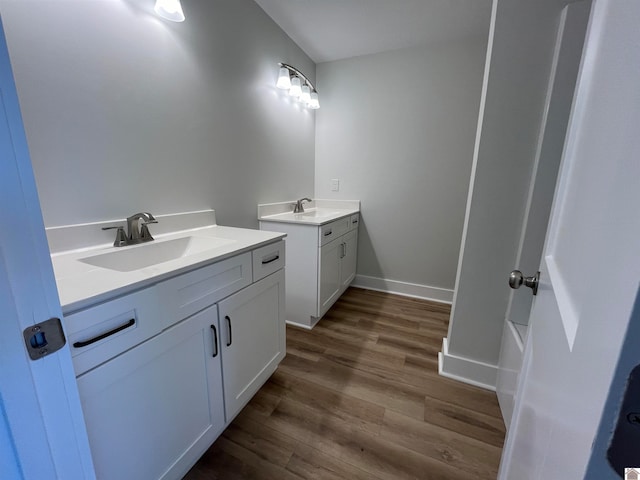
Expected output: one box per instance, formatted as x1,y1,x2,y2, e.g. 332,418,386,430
318,237,342,317
76,305,225,480
340,229,358,290
218,269,285,421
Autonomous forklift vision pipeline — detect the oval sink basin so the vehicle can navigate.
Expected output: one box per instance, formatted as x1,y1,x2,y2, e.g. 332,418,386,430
79,236,236,272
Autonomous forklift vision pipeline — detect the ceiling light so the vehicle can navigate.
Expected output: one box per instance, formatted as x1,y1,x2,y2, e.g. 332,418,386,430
154,0,185,22
276,63,319,110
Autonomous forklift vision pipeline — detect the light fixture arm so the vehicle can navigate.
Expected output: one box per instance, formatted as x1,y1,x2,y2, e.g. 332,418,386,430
278,63,318,94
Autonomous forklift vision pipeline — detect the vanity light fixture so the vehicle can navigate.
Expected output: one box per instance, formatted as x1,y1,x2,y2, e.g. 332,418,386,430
276,67,292,89
154,0,185,22
300,85,311,104
308,92,320,110
276,63,319,109
289,76,302,98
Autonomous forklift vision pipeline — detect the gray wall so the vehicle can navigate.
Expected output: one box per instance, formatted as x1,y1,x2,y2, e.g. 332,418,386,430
315,39,487,292
448,0,570,366
0,0,315,229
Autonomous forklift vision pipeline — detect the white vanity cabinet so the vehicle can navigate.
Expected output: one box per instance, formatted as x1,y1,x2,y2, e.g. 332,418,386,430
260,213,358,329
76,304,225,480
63,239,285,480
318,228,356,310
319,226,358,316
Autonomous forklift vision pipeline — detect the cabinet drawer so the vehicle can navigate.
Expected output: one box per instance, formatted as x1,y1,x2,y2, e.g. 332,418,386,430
319,217,350,246
64,287,163,376
349,214,360,231
157,253,252,328
252,240,285,282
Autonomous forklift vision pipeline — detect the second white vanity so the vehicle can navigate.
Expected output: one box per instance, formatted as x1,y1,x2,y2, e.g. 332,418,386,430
50,210,286,480
258,199,360,329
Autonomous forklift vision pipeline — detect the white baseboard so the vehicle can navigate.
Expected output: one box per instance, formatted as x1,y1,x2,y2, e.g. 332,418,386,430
438,337,497,391
352,274,454,304
285,320,313,330
285,315,321,330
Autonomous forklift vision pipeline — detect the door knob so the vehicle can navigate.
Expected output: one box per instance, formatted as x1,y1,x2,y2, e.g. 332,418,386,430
509,270,540,295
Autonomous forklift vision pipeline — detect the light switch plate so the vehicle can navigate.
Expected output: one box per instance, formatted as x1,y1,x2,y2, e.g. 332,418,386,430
330,179,339,191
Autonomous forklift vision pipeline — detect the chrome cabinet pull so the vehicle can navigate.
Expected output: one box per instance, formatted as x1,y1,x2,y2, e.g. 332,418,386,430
210,325,218,357
324,230,332,237
73,319,135,348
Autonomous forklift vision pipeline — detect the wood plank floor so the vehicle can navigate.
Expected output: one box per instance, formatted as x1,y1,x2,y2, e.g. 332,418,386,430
183,287,506,480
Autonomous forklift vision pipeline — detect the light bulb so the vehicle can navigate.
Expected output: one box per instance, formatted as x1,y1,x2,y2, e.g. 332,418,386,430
300,85,311,104
308,92,320,109
289,77,302,97
276,67,291,89
154,0,185,22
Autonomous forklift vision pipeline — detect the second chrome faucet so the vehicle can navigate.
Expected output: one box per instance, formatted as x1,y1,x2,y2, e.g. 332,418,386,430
293,198,312,213
103,212,158,247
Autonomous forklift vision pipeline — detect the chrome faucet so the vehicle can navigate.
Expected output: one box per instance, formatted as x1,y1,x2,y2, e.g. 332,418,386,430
293,198,312,213
102,212,158,247
126,212,157,243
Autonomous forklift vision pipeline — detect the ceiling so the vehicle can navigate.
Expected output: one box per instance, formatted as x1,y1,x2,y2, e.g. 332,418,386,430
253,0,493,63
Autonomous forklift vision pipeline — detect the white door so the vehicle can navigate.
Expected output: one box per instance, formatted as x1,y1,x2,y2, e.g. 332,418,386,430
495,0,590,426
505,0,590,327
498,0,640,478
0,16,95,479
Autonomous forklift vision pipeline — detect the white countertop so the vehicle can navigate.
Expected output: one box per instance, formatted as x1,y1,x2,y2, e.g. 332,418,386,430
258,199,360,226
52,225,286,314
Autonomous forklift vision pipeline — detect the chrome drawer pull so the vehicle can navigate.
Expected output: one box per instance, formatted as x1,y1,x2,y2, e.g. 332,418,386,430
73,319,135,348
324,230,332,237
261,254,280,265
